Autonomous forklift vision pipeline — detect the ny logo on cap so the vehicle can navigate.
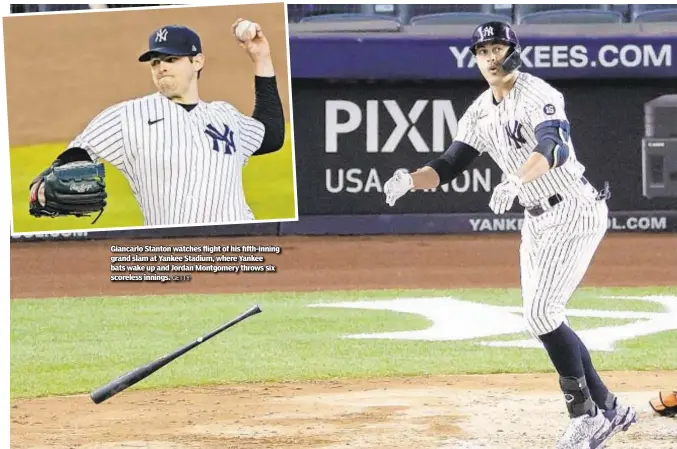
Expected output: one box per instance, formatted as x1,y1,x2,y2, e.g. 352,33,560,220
155,28,168,43
480,26,494,39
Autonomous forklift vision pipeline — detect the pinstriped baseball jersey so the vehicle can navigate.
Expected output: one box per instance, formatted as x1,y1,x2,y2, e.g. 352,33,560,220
455,70,610,337
456,71,593,208
68,93,265,226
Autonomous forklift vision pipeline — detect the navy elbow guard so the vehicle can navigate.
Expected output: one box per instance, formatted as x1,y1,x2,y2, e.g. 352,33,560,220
551,143,570,168
534,121,571,169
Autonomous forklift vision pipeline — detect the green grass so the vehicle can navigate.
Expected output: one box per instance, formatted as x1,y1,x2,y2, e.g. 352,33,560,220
11,287,677,399
9,123,296,233
242,123,296,221
411,287,672,312
10,143,144,232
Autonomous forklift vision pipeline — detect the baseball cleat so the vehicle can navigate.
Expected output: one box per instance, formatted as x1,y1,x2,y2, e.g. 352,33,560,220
602,402,638,441
555,407,612,449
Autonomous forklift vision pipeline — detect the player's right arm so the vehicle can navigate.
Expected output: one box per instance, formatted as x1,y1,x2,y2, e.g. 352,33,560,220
384,105,484,206
411,141,481,190
231,19,285,159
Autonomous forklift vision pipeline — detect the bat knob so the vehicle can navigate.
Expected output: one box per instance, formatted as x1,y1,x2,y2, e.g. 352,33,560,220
90,389,108,404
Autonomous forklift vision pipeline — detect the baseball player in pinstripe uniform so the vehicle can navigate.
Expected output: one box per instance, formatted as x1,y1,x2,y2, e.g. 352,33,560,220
384,22,637,449
29,21,285,227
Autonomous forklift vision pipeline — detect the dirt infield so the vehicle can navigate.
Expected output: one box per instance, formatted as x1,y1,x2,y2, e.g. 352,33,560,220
11,372,677,449
10,234,677,448
10,233,677,299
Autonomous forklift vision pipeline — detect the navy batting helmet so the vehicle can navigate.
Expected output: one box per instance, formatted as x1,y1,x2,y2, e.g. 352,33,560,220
470,21,522,73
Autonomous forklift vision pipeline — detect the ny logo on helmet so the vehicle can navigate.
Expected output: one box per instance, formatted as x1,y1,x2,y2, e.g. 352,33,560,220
155,28,168,43
480,26,494,39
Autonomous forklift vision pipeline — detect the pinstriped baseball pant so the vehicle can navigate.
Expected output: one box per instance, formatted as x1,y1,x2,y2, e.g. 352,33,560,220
520,197,609,337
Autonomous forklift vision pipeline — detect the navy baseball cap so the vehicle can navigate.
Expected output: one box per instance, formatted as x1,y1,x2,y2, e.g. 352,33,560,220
138,25,202,62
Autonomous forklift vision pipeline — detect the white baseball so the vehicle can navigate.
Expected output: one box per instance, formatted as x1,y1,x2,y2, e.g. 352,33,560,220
37,182,46,206
235,20,257,42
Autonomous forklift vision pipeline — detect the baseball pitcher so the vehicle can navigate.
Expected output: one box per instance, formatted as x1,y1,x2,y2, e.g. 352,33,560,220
28,20,285,227
384,22,637,449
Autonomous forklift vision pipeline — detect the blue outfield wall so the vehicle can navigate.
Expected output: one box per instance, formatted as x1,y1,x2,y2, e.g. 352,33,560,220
289,34,676,80
279,211,677,235
9,210,677,242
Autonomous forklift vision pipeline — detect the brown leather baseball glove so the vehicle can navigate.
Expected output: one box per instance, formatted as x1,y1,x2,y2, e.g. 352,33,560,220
650,391,677,417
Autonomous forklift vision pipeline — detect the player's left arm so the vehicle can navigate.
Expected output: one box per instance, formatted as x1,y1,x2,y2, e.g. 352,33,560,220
515,97,570,184
27,103,126,221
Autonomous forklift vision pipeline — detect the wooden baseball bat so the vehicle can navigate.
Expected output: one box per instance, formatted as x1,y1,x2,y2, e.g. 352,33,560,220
90,304,262,404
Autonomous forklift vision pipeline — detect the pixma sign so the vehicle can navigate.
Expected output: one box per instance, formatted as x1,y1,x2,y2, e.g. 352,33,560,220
323,99,497,196
291,81,677,215
291,85,502,214
325,99,458,153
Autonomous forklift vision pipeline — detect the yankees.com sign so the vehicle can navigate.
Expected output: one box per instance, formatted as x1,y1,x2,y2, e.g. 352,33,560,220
292,82,501,214
449,43,671,71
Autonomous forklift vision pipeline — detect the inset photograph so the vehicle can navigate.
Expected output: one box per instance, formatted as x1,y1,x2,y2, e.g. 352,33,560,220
5,3,296,234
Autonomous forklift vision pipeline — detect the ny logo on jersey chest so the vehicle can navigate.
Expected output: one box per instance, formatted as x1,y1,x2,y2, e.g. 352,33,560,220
205,123,236,155
504,120,526,149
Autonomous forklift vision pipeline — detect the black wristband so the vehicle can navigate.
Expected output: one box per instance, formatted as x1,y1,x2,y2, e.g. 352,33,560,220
56,147,92,164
